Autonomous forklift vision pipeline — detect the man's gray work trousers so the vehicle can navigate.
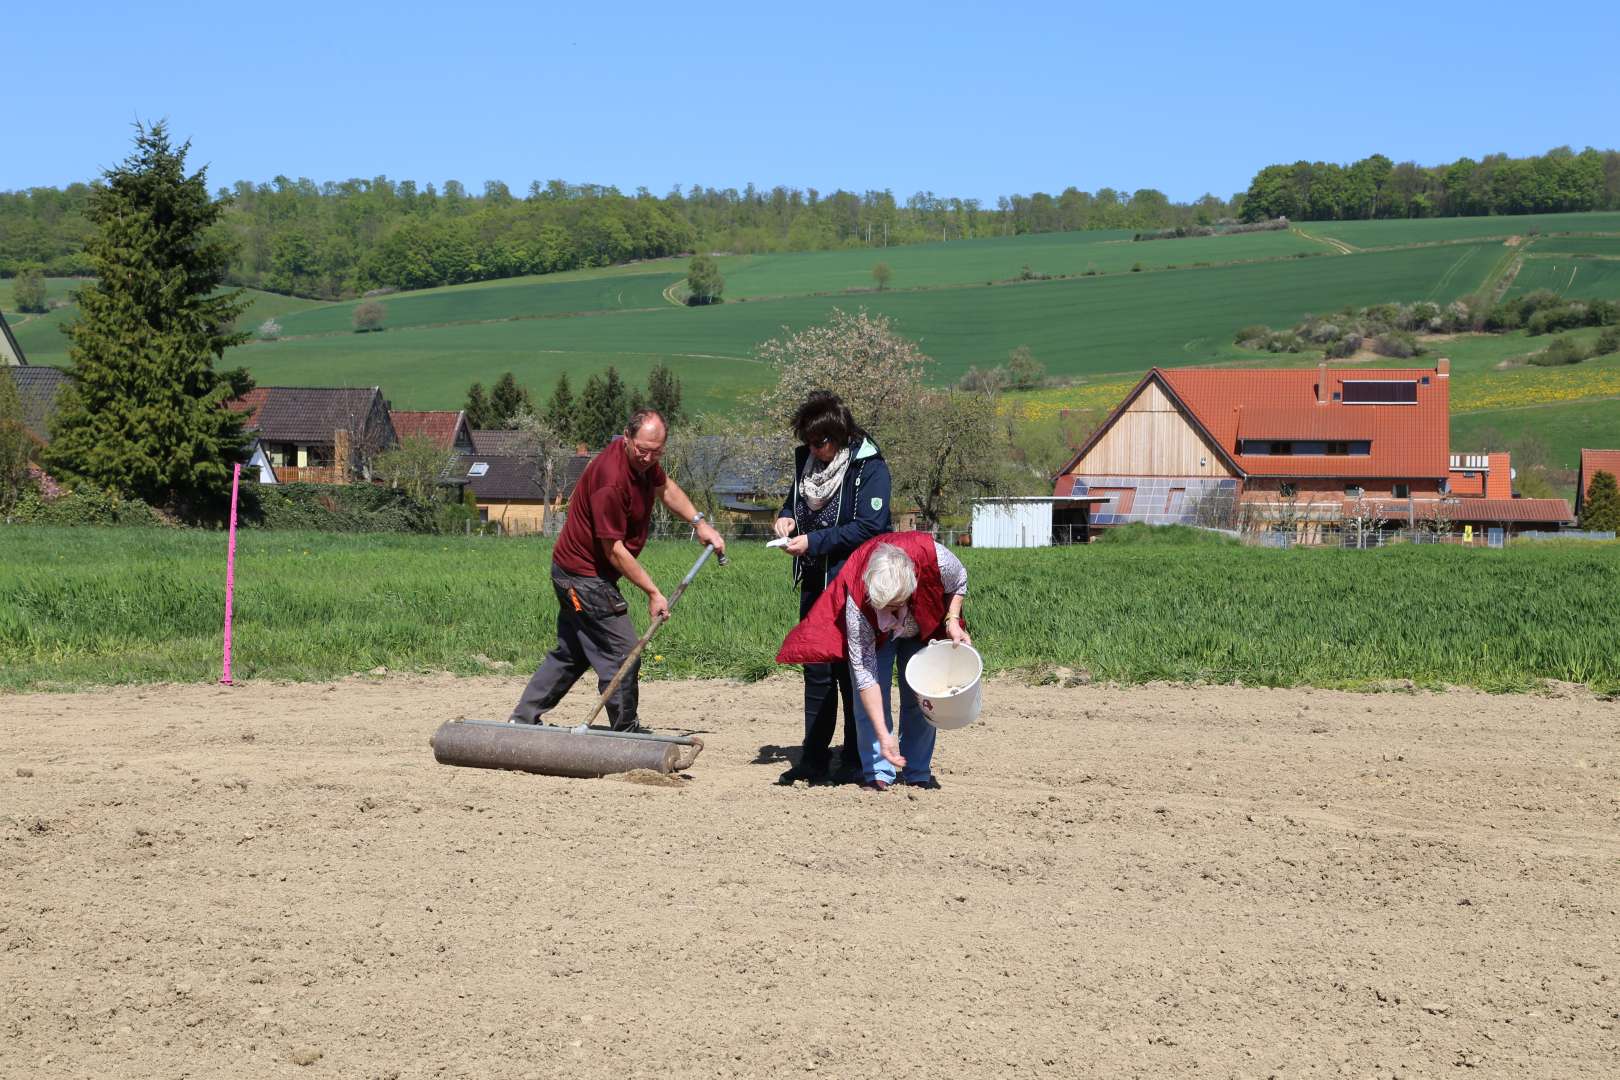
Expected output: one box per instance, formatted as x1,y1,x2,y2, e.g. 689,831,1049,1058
509,566,641,730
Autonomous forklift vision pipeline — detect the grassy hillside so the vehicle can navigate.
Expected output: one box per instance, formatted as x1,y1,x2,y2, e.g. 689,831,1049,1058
1452,398,1620,472
714,228,1327,297
1306,211,1620,249
14,212,1620,468
236,243,1499,408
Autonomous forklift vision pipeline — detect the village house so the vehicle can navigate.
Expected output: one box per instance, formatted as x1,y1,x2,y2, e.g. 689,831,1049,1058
389,409,474,453
454,435,596,535
1,308,27,366
6,365,70,447
1054,361,1573,543
228,386,396,484
1575,449,1620,521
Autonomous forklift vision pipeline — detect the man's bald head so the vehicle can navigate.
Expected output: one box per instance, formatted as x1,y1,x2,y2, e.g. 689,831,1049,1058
623,408,667,473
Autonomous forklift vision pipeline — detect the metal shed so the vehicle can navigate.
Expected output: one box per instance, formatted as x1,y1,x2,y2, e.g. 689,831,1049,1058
970,496,1106,548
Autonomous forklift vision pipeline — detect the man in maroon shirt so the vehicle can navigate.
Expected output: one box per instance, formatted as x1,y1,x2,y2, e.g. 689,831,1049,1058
510,408,725,731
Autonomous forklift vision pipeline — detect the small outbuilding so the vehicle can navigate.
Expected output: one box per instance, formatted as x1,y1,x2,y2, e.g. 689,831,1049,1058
970,496,1106,548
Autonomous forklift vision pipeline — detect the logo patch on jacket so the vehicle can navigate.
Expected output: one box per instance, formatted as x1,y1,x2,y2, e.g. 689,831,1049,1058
870,497,883,511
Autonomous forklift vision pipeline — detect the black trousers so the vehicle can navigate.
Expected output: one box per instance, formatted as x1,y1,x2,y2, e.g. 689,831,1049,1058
509,567,640,730
799,581,858,771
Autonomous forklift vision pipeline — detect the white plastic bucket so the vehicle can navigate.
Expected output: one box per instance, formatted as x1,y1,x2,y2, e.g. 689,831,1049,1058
904,641,983,730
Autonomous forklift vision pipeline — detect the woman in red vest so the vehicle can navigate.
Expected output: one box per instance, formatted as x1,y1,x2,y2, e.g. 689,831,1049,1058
778,532,971,790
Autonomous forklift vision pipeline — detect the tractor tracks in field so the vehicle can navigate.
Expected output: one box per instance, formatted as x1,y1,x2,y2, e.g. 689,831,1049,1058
1292,226,1356,255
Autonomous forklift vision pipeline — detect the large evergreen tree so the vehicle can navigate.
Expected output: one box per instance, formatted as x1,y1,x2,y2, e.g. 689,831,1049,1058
646,362,685,428
576,367,629,449
489,371,534,428
543,373,575,439
43,122,252,514
1581,470,1620,532
464,382,491,429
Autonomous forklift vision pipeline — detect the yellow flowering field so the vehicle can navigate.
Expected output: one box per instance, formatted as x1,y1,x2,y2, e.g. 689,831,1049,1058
1452,358,1620,412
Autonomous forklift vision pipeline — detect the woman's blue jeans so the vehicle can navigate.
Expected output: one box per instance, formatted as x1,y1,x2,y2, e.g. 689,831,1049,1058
851,636,937,785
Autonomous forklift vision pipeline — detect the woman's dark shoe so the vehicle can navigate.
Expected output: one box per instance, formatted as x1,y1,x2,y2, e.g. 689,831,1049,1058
859,779,891,792
777,762,830,786
902,776,942,790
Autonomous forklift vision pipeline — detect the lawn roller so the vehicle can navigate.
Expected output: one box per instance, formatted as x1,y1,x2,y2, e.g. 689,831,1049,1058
430,543,724,778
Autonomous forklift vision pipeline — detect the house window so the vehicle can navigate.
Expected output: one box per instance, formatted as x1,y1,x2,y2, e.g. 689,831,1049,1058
306,444,334,468
1392,483,1410,499
1268,441,1293,456
1324,441,1349,456
1345,484,1364,497
1279,482,1298,498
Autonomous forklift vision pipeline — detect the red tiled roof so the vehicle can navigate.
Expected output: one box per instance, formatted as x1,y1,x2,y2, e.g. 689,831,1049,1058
391,410,466,450
1447,472,1485,497
1235,406,1374,441
1159,366,1449,479
1354,497,1572,524
1484,452,1512,499
226,387,270,427
1454,498,1573,524
1580,450,1620,491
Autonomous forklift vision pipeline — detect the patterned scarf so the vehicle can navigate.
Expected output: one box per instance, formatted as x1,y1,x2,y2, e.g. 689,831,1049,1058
799,448,851,511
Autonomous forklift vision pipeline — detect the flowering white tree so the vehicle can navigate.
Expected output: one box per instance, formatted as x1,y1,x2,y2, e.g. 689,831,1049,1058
757,308,933,439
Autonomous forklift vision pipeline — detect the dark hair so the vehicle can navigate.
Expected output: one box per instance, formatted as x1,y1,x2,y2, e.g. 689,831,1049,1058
791,390,859,448
624,408,666,439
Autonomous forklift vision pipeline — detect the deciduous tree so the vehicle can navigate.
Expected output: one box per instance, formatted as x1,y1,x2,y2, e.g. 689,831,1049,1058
12,265,47,313
884,389,1010,528
42,122,253,516
758,308,932,440
352,300,386,332
374,435,457,504
686,254,724,305
872,261,892,290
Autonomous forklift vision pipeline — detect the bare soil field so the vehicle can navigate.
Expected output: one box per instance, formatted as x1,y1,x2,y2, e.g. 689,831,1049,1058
3,675,1618,1079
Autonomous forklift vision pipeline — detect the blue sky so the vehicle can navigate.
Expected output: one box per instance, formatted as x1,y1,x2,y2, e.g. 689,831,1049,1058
11,1,1620,203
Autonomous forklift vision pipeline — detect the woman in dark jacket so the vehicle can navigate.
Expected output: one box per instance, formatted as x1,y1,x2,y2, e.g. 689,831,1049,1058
773,391,892,784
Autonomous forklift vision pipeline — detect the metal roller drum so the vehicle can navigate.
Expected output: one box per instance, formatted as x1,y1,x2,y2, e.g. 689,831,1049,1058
430,720,699,778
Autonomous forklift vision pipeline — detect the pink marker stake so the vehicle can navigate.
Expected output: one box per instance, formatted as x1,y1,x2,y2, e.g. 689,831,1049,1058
221,462,241,686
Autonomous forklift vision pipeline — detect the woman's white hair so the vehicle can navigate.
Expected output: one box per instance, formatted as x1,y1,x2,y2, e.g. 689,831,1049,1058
863,543,917,609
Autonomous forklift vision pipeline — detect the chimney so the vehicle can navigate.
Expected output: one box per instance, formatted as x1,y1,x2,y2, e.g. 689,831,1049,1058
1316,361,1328,404
1436,357,1450,378
333,428,352,485
1486,452,1512,499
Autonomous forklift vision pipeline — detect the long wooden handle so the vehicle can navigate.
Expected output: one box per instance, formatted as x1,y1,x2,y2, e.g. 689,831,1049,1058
582,544,719,727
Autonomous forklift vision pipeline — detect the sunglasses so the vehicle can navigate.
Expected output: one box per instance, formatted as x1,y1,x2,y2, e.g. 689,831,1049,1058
807,436,834,449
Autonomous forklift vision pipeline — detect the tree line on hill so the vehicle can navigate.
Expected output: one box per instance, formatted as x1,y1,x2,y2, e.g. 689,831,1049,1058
7,140,1615,301
1240,147,1620,222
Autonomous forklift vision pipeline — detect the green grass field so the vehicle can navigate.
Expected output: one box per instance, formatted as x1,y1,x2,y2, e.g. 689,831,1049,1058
3,528,1617,693
714,228,1329,297
1507,255,1620,299
236,243,1499,407
1452,397,1620,472
1525,236,1620,257
1306,211,1620,249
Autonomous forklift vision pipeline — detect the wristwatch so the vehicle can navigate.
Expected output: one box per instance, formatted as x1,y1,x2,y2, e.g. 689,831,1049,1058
690,512,705,525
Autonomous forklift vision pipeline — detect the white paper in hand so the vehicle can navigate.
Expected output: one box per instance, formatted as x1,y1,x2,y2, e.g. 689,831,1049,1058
766,537,792,549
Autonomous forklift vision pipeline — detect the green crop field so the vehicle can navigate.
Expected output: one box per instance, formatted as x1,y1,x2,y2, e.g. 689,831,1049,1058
1507,255,1620,299
1306,211,1620,250
714,228,1329,298
236,243,1499,407
1525,236,1620,257
1452,398,1620,472
3,528,1616,693
267,273,679,337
